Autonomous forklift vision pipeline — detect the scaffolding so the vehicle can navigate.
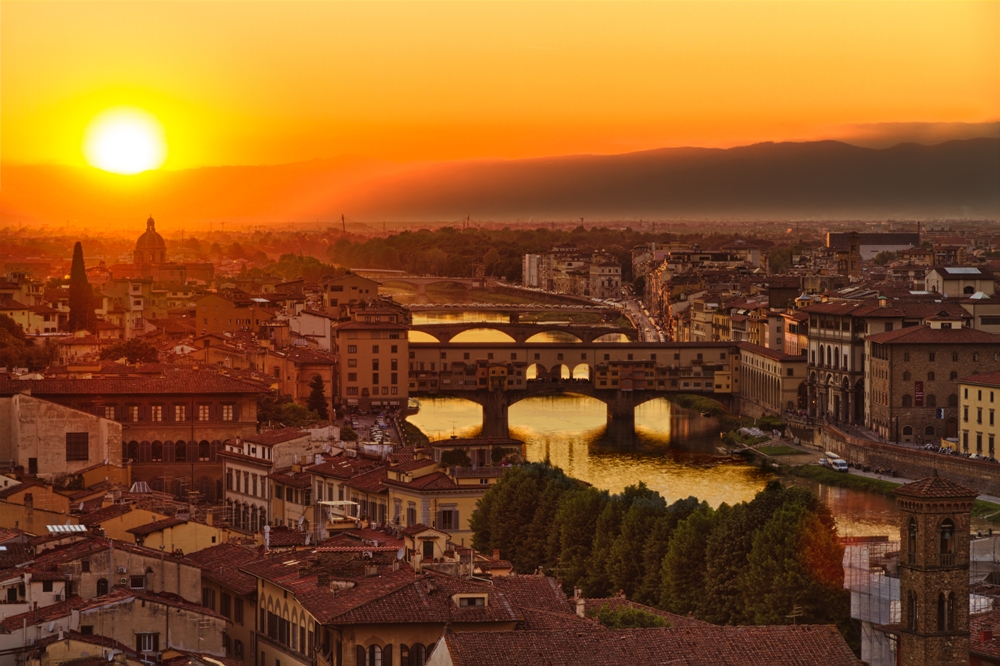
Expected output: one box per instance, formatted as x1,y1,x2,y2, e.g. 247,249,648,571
843,538,900,666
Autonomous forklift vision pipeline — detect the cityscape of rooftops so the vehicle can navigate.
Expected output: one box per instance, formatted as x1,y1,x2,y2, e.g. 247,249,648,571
0,2,997,665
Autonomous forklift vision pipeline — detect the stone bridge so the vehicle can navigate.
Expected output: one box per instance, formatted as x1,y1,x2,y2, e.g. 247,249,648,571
409,322,637,344
350,270,484,295
407,328,737,443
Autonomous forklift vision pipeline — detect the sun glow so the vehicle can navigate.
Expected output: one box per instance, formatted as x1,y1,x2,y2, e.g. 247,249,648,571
83,108,167,174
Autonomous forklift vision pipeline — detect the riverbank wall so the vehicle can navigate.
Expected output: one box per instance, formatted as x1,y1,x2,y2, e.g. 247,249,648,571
805,424,1000,496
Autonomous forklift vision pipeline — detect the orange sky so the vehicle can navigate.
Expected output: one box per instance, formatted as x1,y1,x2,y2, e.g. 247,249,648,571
2,1,998,170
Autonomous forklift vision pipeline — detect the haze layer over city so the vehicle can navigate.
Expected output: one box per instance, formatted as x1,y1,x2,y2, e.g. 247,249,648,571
0,2,998,666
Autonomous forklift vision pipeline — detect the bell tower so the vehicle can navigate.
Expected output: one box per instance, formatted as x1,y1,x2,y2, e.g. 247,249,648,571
894,477,976,665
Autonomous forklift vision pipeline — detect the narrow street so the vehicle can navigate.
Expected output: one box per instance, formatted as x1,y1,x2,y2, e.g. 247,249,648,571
620,286,663,342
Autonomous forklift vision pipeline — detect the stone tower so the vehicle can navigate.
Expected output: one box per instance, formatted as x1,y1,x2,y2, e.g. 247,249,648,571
894,477,977,665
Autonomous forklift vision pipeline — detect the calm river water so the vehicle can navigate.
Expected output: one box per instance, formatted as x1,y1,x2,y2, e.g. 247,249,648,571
405,310,929,538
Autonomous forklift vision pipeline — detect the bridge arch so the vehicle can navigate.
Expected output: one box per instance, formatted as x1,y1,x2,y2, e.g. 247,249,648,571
525,330,584,344
408,330,442,343
593,332,634,343
448,328,516,343
571,363,591,380
526,363,546,380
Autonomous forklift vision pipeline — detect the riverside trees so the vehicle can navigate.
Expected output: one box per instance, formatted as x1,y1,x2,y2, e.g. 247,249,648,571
470,464,852,644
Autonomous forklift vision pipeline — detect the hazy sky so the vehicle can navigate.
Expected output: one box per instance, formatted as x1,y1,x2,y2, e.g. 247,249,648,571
2,1,998,169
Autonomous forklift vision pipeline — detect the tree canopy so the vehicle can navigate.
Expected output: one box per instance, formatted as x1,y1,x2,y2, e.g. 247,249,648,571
306,374,330,420
100,338,159,364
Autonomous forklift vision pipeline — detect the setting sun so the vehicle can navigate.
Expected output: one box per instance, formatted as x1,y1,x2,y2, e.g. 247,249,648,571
83,107,167,174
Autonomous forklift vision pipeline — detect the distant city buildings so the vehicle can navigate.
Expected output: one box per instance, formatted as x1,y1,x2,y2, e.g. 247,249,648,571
521,245,621,298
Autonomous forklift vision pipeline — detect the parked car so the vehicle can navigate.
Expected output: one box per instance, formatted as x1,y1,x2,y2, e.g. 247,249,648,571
831,459,849,472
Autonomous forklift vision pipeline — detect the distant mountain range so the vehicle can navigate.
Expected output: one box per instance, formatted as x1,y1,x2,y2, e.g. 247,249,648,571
1,138,997,228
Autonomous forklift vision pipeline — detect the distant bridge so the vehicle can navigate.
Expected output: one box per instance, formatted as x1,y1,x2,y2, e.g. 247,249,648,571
350,270,484,295
407,326,737,443
408,322,637,344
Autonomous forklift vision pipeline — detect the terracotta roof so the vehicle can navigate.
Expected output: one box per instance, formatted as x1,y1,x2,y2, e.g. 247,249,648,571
383,471,460,492
184,542,260,595
518,606,602,631
127,516,188,536
492,575,574,614
263,526,310,547
398,524,440,538
343,468,389,495
0,371,269,396
327,571,521,625
388,458,439,472
439,624,861,666
269,468,313,488
245,429,310,446
894,477,978,500
960,371,1000,388
0,595,91,631
971,608,1000,659
79,503,134,526
866,326,1000,345
0,542,35,569
308,457,385,480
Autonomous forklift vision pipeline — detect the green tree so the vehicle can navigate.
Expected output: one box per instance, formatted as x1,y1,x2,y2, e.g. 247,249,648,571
740,502,850,633
660,503,720,614
100,338,159,364
306,374,329,419
632,496,700,605
257,392,320,427
440,449,472,467
606,490,667,599
341,425,359,441
482,248,501,275
548,486,609,591
67,242,95,332
873,251,897,266
589,603,667,629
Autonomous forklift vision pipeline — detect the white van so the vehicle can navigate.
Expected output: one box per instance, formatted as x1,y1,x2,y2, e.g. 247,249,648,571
831,459,849,473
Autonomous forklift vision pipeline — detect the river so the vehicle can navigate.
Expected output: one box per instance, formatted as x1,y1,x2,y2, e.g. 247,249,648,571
404,311,987,538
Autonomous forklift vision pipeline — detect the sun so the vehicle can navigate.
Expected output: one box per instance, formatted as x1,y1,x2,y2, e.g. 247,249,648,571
83,107,167,174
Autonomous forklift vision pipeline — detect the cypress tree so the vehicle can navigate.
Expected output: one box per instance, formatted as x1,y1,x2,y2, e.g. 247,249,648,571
306,374,330,419
67,242,95,332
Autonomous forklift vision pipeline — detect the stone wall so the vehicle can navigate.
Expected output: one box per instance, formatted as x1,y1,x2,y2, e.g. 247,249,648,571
813,425,1000,497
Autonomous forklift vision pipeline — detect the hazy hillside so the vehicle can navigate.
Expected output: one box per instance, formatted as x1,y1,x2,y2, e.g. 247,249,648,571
1,139,996,227
340,139,1000,220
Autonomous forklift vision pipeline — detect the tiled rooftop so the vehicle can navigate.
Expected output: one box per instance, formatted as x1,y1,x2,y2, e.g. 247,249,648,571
894,477,978,500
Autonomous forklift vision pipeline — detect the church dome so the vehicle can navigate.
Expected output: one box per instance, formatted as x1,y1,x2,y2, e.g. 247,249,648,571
136,216,166,251
134,215,167,266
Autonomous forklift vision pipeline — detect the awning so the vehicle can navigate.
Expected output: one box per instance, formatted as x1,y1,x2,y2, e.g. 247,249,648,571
346,399,359,405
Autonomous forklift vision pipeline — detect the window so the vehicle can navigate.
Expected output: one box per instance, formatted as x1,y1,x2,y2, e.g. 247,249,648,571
978,408,983,424
903,371,910,381
348,373,357,382
964,406,969,422
938,592,955,632
949,394,959,407
950,371,958,380
459,596,486,607
929,352,936,362
902,425,913,436
347,345,357,354
925,425,936,436
128,405,140,422
103,405,116,420
81,560,90,573
902,395,912,407
235,598,244,625
348,358,357,368
927,395,937,407
907,590,918,631
174,405,187,421
904,351,910,361
42,580,53,592
927,372,935,381
66,433,89,461
202,587,216,610
80,625,94,635
275,485,284,500
198,404,210,421
130,575,145,589
952,352,959,362
136,633,159,653
151,405,163,421
222,404,234,421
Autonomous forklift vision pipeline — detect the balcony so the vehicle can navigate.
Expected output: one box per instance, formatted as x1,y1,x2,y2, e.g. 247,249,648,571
939,553,955,566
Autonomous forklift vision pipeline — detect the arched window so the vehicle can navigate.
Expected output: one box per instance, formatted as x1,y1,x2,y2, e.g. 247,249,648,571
410,644,426,666
163,441,175,462
950,371,958,380
903,425,913,436
175,442,187,462
927,394,937,407
139,441,151,463
908,590,918,631
939,519,955,555
902,395,912,407
368,646,382,666
127,441,139,462
965,285,975,295
903,371,911,381
908,518,917,555
356,646,365,666
927,371,935,381
187,441,199,462
151,441,163,462
925,425,936,436
948,394,958,407
97,578,109,596
199,440,210,461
